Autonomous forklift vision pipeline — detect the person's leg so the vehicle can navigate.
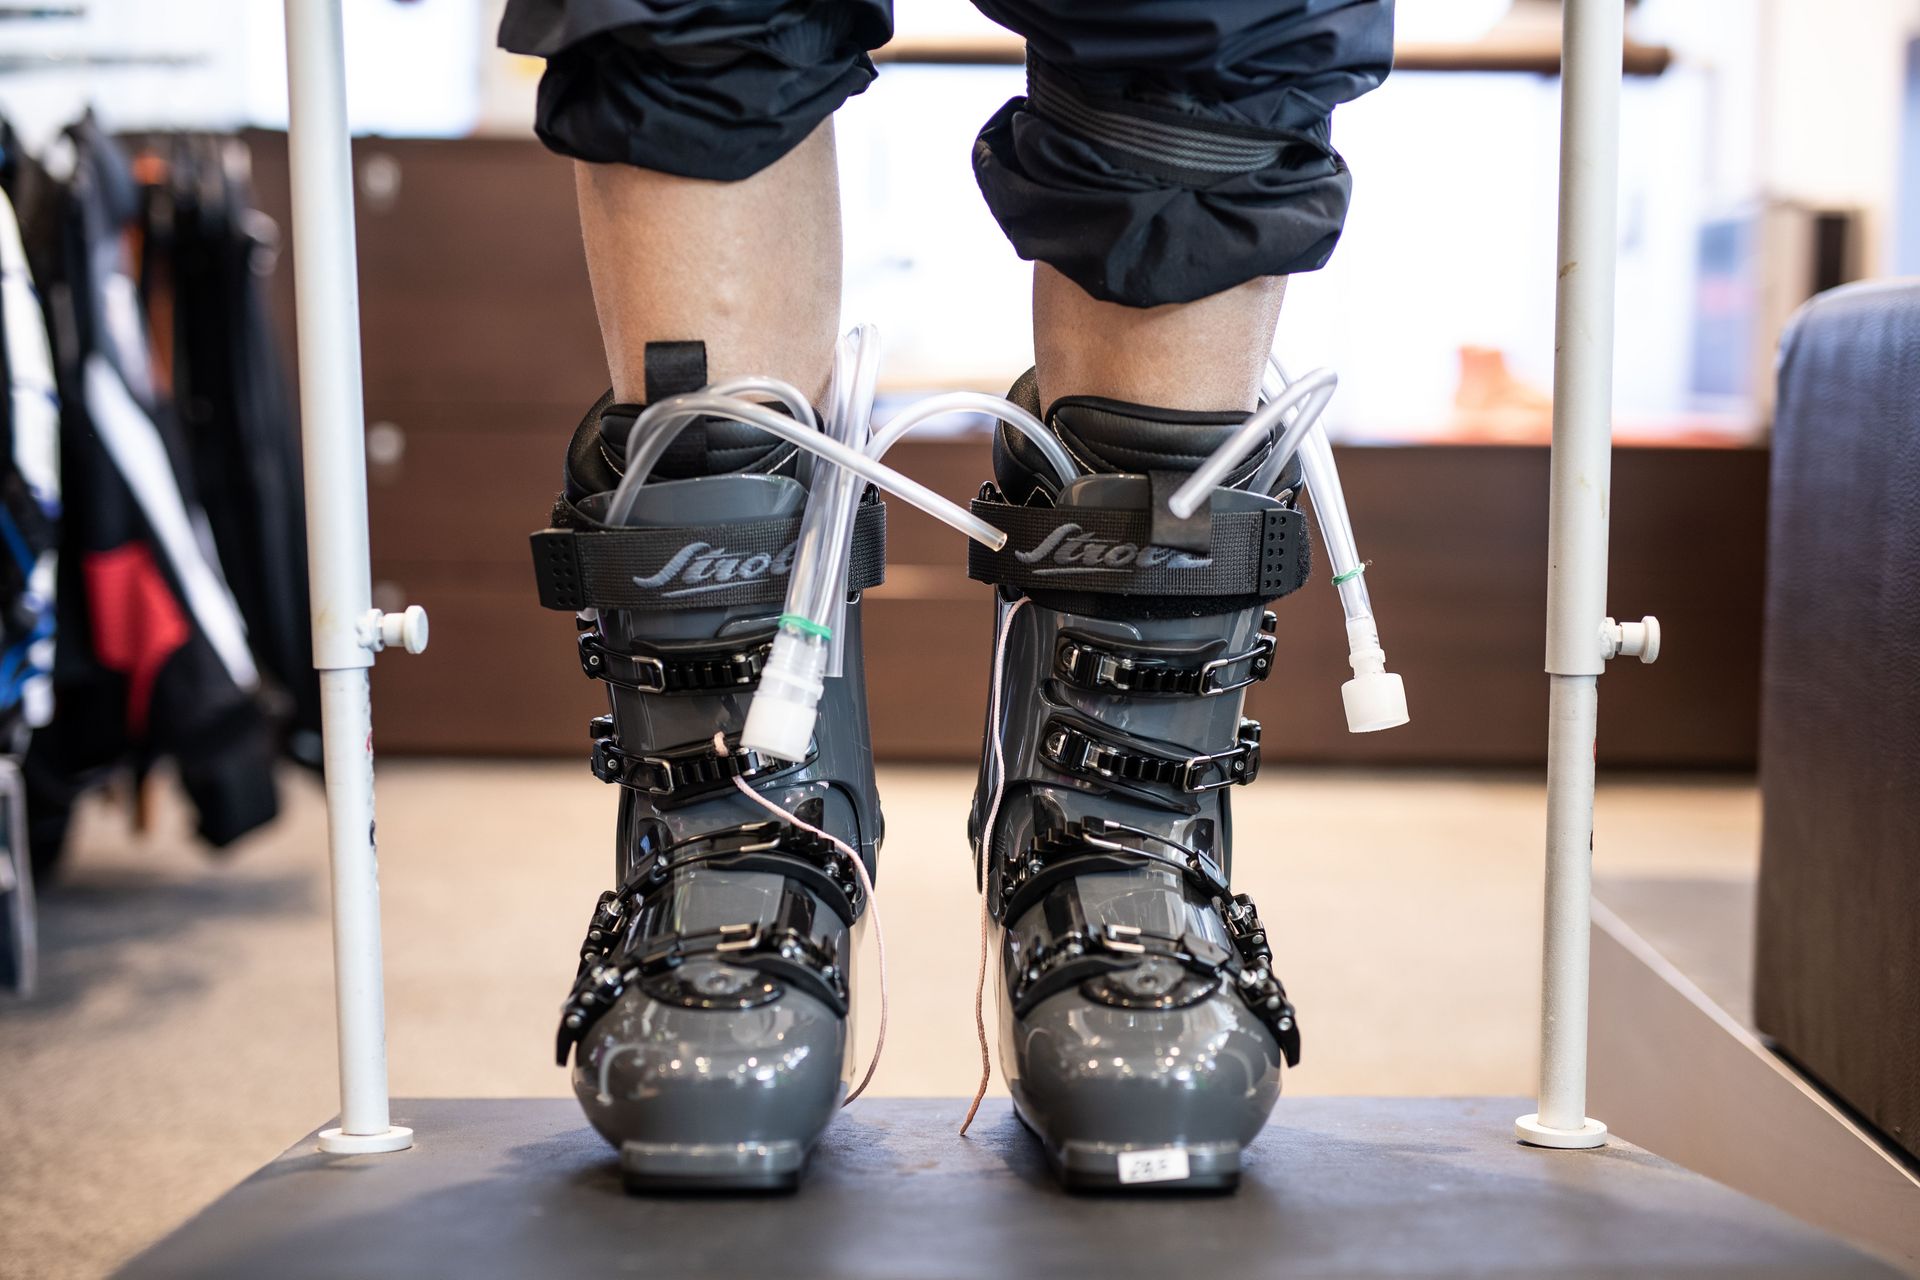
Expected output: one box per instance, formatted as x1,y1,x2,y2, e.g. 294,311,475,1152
501,0,891,401
574,122,842,405
502,0,890,1194
961,0,1394,1190
977,0,1393,412
1032,267,1285,411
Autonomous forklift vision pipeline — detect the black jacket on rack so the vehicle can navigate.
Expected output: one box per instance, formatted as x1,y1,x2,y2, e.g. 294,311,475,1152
18,118,280,873
139,133,319,766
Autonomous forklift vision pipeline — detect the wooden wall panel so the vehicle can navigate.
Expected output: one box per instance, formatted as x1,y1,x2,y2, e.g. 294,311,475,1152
247,132,1768,768
868,441,1769,768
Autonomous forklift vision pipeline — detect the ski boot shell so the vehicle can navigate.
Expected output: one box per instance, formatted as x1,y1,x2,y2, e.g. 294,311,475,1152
534,382,885,1193
969,378,1307,1191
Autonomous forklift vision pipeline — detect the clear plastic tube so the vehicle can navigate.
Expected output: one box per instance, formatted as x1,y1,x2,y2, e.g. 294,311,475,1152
745,329,880,754
1298,422,1371,624
711,375,819,433
1268,359,1405,732
744,339,1083,762
811,326,881,676
867,391,1076,487
1172,357,1406,734
606,377,818,518
605,392,1003,547
1251,362,1361,616
1166,369,1338,519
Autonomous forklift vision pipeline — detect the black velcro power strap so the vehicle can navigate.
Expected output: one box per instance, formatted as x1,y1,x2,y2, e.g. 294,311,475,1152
532,501,886,611
643,342,711,475
967,497,1307,600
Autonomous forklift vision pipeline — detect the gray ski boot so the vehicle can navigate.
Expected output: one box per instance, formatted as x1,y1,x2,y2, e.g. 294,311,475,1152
532,344,885,1192
967,371,1307,1192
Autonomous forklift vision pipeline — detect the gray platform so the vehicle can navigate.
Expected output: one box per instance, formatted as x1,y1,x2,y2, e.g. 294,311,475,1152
1592,876,1920,1271
120,1097,1895,1279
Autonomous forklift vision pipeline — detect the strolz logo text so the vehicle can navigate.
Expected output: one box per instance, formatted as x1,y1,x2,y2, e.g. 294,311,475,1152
634,540,795,597
1015,523,1210,574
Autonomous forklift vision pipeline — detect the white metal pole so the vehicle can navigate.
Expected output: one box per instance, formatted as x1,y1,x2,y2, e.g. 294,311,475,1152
1515,0,1630,1151
284,0,424,1155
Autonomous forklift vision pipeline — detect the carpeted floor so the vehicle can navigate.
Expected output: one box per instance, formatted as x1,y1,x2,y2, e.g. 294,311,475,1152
0,761,1760,1279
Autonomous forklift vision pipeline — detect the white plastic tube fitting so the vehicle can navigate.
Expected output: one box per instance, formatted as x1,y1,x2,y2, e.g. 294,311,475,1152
1178,358,1407,735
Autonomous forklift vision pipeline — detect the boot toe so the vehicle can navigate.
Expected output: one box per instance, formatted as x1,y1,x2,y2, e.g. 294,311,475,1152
572,971,846,1188
1009,987,1283,1189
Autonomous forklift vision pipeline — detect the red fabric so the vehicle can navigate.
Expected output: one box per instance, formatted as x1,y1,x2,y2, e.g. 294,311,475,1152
85,543,189,737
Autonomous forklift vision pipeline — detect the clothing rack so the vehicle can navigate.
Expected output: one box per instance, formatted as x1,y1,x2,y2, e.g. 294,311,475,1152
0,3,206,76
0,54,208,74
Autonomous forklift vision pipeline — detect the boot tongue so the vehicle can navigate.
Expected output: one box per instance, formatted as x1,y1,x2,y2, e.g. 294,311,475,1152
993,369,1286,507
560,395,793,507
571,338,790,497
1051,400,1250,552
1048,398,1251,479
598,405,788,481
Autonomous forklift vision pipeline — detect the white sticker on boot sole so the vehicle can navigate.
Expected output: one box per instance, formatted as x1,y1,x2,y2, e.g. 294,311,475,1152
1116,1147,1191,1185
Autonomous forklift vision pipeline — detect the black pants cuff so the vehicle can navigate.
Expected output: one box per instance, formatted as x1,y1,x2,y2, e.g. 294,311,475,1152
504,0,890,181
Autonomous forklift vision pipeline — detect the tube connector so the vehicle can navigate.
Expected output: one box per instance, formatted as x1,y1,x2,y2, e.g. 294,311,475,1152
1341,618,1409,734
742,623,829,763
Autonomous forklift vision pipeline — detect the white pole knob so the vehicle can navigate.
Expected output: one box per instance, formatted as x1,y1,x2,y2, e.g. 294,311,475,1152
1602,615,1660,664
363,605,430,655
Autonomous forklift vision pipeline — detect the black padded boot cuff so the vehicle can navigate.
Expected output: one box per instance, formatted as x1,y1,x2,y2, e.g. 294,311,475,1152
562,391,797,504
993,369,1298,504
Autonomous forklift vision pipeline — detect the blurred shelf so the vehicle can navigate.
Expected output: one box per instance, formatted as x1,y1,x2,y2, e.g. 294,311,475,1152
874,34,1674,76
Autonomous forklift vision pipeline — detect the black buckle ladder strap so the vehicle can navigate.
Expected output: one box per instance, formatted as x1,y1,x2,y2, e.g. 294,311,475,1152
588,727,809,802
1054,612,1277,697
993,816,1229,923
556,852,851,1064
577,625,772,695
1040,717,1262,794
628,820,867,925
1007,914,1300,1068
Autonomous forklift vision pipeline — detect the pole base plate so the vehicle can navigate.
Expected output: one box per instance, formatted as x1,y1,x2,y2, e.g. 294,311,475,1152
1515,1113,1608,1149
318,1126,415,1155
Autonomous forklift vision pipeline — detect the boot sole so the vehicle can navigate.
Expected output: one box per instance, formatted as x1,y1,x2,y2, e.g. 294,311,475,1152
1052,1136,1244,1197
1011,1092,1244,1193
619,1138,806,1194
1049,1137,1242,1193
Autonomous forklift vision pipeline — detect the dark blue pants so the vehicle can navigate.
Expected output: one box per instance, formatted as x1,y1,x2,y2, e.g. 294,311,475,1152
498,0,1393,306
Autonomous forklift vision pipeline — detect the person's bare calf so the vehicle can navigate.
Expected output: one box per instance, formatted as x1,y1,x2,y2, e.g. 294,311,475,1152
574,122,842,406
1032,264,1287,414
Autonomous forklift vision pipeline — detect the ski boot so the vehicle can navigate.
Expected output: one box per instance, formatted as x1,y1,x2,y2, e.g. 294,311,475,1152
967,371,1307,1192
533,344,885,1192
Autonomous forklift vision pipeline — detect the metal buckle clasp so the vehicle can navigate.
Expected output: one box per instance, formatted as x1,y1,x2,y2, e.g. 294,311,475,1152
714,923,759,953
1057,638,1135,693
579,629,667,693
1199,631,1276,696
1178,720,1262,792
1043,725,1105,777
